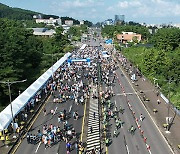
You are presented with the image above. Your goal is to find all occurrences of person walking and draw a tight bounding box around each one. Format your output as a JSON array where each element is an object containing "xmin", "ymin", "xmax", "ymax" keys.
[
  {"xmin": 50, "ymin": 109, "xmax": 54, "ymax": 115},
  {"xmin": 130, "ymin": 125, "xmax": 135, "ymax": 135},
  {"xmin": 157, "ymin": 99, "xmax": 161, "ymax": 104},
  {"xmin": 66, "ymin": 141, "xmax": 71, "ymax": 153},
  {"xmin": 113, "ymin": 129, "xmax": 117, "ymax": 137},
  {"xmin": 140, "ymin": 114, "xmax": 144, "ymax": 121},
  {"xmin": 32, "ymin": 134, "xmax": 36, "ymax": 145},
  {"xmin": 43, "ymin": 108, "xmax": 46, "ymax": 116},
  {"xmin": 29, "ymin": 134, "xmax": 33, "ymax": 144},
  {"xmin": 90, "ymin": 126, "xmax": 93, "ymax": 133},
  {"xmin": 93, "ymin": 112, "xmax": 96, "ymax": 120},
  {"xmin": 47, "ymin": 139, "xmax": 51, "ymax": 148},
  {"xmin": 24, "ymin": 113, "xmax": 28, "ymax": 121},
  {"xmin": 26, "ymin": 132, "xmax": 30, "ymax": 144},
  {"xmin": 44, "ymin": 136, "xmax": 48, "ymax": 149}
]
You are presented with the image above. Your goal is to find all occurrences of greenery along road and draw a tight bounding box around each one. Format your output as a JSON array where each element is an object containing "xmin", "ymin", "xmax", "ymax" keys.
[
  {"xmin": 0, "ymin": 2, "xmax": 93, "ymax": 111},
  {"xmin": 0, "ymin": 16, "xmax": 92, "ymax": 111},
  {"xmin": 0, "ymin": 19, "xmax": 70, "ymax": 111},
  {"xmin": 102, "ymin": 25, "xmax": 180, "ymax": 109}
]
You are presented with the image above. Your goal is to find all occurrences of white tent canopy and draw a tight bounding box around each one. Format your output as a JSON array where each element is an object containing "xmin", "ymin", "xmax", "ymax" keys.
[{"xmin": 0, "ymin": 52, "xmax": 71, "ymax": 131}]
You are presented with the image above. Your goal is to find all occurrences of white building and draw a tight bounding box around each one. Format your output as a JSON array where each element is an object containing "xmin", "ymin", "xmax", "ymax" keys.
[
  {"xmin": 31, "ymin": 28, "xmax": 56, "ymax": 37},
  {"xmin": 172, "ymin": 23, "xmax": 180, "ymax": 28},
  {"xmin": 80, "ymin": 20, "xmax": 84, "ymax": 25},
  {"xmin": 36, "ymin": 18, "xmax": 62, "ymax": 25},
  {"xmin": 104, "ymin": 19, "xmax": 114, "ymax": 25},
  {"xmin": 65, "ymin": 20, "xmax": 73, "ymax": 26},
  {"xmin": 62, "ymin": 24, "xmax": 71, "ymax": 34}
]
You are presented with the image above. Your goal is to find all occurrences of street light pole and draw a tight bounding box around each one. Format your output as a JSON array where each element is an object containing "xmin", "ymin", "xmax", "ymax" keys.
[
  {"xmin": 152, "ymin": 77, "xmax": 176, "ymax": 131},
  {"xmin": 0, "ymin": 79, "xmax": 27, "ymax": 133},
  {"xmin": 7, "ymin": 81, "xmax": 14, "ymax": 128},
  {"xmin": 153, "ymin": 77, "xmax": 158, "ymax": 87},
  {"xmin": 167, "ymin": 78, "xmax": 172, "ymax": 130}
]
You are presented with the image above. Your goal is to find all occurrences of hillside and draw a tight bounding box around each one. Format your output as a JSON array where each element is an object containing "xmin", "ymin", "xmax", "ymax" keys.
[
  {"xmin": 0, "ymin": 3, "xmax": 59, "ymax": 20},
  {"xmin": 0, "ymin": 3, "xmax": 93, "ymax": 26}
]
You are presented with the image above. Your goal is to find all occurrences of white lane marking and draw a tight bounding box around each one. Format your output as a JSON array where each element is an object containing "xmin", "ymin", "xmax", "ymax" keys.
[
  {"xmin": 35, "ymin": 142, "xmax": 41, "ymax": 153},
  {"xmin": 116, "ymin": 90, "xmax": 154, "ymax": 96},
  {"xmin": 116, "ymin": 93, "xmax": 134, "ymax": 96},
  {"xmin": 146, "ymin": 143, "xmax": 152, "ymax": 154},
  {"xmin": 69, "ymin": 105, "xmax": 72, "ymax": 113},
  {"xmin": 126, "ymin": 145, "xmax": 130, "ymax": 154},
  {"xmin": 115, "ymin": 55, "xmax": 175, "ymax": 154}
]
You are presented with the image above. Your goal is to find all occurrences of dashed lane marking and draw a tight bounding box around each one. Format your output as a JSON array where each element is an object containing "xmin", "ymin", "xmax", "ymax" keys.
[
  {"xmin": 113, "ymin": 54, "xmax": 175, "ymax": 154},
  {"xmin": 35, "ymin": 142, "xmax": 41, "ymax": 153}
]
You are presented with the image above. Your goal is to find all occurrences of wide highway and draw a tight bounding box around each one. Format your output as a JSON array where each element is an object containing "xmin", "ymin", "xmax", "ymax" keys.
[
  {"xmin": 100, "ymin": 44, "xmax": 174, "ymax": 154},
  {"xmin": 15, "ymin": 28, "xmax": 174, "ymax": 154}
]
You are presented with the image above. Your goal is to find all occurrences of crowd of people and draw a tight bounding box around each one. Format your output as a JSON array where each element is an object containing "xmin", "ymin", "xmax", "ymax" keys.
[
  {"xmin": 26, "ymin": 45, "xmax": 101, "ymax": 153},
  {"xmin": 100, "ymin": 52, "xmax": 144, "ymax": 146}
]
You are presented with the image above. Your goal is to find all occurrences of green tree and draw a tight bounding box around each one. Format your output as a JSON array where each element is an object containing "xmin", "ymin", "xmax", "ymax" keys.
[
  {"xmin": 151, "ymin": 28, "xmax": 180, "ymax": 51},
  {"xmin": 0, "ymin": 19, "xmax": 43, "ymax": 108},
  {"xmin": 122, "ymin": 46, "xmax": 180, "ymax": 108}
]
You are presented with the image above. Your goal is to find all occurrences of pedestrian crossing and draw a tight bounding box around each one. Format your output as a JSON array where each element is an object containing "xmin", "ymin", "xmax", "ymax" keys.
[{"xmin": 86, "ymin": 85, "xmax": 101, "ymax": 152}]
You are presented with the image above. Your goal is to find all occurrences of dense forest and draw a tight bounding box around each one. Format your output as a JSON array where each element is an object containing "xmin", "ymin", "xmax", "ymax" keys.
[
  {"xmin": 102, "ymin": 25, "xmax": 180, "ymax": 109},
  {"xmin": 0, "ymin": 19, "xmax": 71, "ymax": 111},
  {"xmin": 0, "ymin": 3, "xmax": 93, "ymax": 27},
  {"xmin": 0, "ymin": 3, "xmax": 58, "ymax": 20},
  {"xmin": 0, "ymin": 3, "xmax": 95, "ymax": 111}
]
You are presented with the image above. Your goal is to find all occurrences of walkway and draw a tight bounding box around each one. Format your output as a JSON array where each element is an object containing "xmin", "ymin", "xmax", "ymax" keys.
[{"xmin": 86, "ymin": 85, "xmax": 101, "ymax": 152}]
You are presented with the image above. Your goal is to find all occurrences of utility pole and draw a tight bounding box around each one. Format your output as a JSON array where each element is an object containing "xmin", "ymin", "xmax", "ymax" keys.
[
  {"xmin": 0, "ymin": 79, "xmax": 27, "ymax": 136},
  {"xmin": 167, "ymin": 78, "xmax": 172, "ymax": 131},
  {"xmin": 152, "ymin": 77, "xmax": 176, "ymax": 131}
]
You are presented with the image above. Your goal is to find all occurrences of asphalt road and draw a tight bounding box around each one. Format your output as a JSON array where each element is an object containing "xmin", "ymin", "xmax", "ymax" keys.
[
  {"xmin": 14, "ymin": 29, "xmax": 174, "ymax": 154},
  {"xmin": 100, "ymin": 52, "xmax": 173, "ymax": 154},
  {"xmin": 15, "ymin": 51, "xmax": 90, "ymax": 154},
  {"xmin": 15, "ymin": 28, "xmax": 100, "ymax": 154}
]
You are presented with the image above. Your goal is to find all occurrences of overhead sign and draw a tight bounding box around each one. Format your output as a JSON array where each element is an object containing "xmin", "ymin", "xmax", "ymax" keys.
[{"xmin": 67, "ymin": 58, "xmax": 91, "ymax": 67}]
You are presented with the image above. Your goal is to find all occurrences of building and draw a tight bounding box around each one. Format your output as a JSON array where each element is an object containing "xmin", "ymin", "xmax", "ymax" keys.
[
  {"xmin": 35, "ymin": 18, "xmax": 62, "ymax": 25},
  {"xmin": 65, "ymin": 20, "xmax": 73, "ymax": 26},
  {"xmin": 148, "ymin": 28, "xmax": 158, "ymax": 34},
  {"xmin": 33, "ymin": 14, "xmax": 42, "ymax": 19},
  {"xmin": 115, "ymin": 15, "xmax": 125, "ymax": 25},
  {"xmin": 80, "ymin": 20, "xmax": 84, "ymax": 25},
  {"xmin": 117, "ymin": 32, "xmax": 142, "ymax": 44},
  {"xmin": 30, "ymin": 28, "xmax": 56, "ymax": 37},
  {"xmin": 104, "ymin": 19, "xmax": 114, "ymax": 25},
  {"xmin": 173, "ymin": 23, "xmax": 180, "ymax": 28},
  {"xmin": 62, "ymin": 25, "xmax": 71, "ymax": 34}
]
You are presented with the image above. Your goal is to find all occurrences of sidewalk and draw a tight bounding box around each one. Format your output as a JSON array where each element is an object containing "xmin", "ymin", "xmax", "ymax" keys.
[
  {"xmin": 0, "ymin": 93, "xmax": 50, "ymax": 154},
  {"xmin": 115, "ymin": 53, "xmax": 180, "ymax": 154}
]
